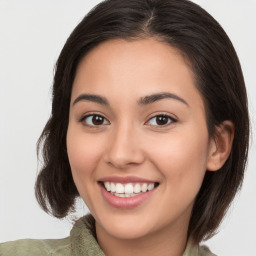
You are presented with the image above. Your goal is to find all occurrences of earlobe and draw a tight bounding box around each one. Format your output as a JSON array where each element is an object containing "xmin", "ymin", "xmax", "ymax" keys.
[{"xmin": 206, "ymin": 121, "xmax": 234, "ymax": 172}]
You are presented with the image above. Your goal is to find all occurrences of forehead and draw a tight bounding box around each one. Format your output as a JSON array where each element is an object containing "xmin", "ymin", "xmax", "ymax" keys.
[
  {"xmin": 71, "ymin": 38, "xmax": 204, "ymax": 111},
  {"xmin": 75, "ymin": 38, "xmax": 193, "ymax": 83}
]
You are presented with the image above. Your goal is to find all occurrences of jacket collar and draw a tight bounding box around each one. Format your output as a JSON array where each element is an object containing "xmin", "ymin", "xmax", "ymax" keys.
[{"xmin": 70, "ymin": 214, "xmax": 200, "ymax": 256}]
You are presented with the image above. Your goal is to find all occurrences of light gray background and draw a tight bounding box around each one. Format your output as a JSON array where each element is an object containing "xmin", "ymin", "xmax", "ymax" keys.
[{"xmin": 0, "ymin": 1, "xmax": 255, "ymax": 255}]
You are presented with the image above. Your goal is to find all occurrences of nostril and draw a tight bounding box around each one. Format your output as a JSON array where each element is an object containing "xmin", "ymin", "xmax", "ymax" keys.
[{"xmin": 104, "ymin": 138, "xmax": 145, "ymax": 168}]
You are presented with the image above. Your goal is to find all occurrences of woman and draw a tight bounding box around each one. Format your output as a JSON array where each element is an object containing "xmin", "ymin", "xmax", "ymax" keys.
[{"xmin": 0, "ymin": 0, "xmax": 249, "ymax": 255}]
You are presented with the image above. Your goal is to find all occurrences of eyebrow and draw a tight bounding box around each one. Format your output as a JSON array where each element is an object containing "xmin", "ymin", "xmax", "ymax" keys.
[
  {"xmin": 73, "ymin": 94, "xmax": 109, "ymax": 106},
  {"xmin": 138, "ymin": 92, "xmax": 189, "ymax": 106},
  {"xmin": 72, "ymin": 92, "xmax": 189, "ymax": 107}
]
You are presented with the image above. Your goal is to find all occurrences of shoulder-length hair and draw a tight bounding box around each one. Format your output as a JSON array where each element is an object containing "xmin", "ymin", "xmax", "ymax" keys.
[{"xmin": 35, "ymin": 0, "xmax": 249, "ymax": 244}]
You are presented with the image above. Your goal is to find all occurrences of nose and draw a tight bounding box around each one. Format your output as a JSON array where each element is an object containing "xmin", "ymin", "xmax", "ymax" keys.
[{"xmin": 104, "ymin": 124, "xmax": 145, "ymax": 169}]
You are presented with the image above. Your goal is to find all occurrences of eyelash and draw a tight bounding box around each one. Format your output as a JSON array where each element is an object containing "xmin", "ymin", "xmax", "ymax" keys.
[
  {"xmin": 80, "ymin": 113, "xmax": 177, "ymax": 128},
  {"xmin": 146, "ymin": 114, "xmax": 177, "ymax": 127},
  {"xmin": 80, "ymin": 113, "xmax": 110, "ymax": 128}
]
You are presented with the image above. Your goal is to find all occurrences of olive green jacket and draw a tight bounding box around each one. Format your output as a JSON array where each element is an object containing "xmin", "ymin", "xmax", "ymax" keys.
[{"xmin": 0, "ymin": 215, "xmax": 216, "ymax": 256}]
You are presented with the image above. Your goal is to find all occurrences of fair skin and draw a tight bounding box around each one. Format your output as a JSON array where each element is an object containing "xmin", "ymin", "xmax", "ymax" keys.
[{"xmin": 67, "ymin": 38, "xmax": 234, "ymax": 256}]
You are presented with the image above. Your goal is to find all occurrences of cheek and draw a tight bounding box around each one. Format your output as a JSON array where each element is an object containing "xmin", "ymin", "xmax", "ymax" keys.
[
  {"xmin": 67, "ymin": 128, "xmax": 101, "ymax": 172},
  {"xmin": 146, "ymin": 127, "xmax": 209, "ymax": 191},
  {"xmin": 66, "ymin": 126, "xmax": 108, "ymax": 211},
  {"xmin": 66, "ymin": 126, "xmax": 106, "ymax": 194}
]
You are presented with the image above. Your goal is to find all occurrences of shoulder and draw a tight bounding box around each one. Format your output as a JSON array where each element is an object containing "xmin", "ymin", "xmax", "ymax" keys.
[
  {"xmin": 183, "ymin": 239, "xmax": 217, "ymax": 256},
  {"xmin": 198, "ymin": 244, "xmax": 217, "ymax": 256},
  {"xmin": 0, "ymin": 237, "xmax": 71, "ymax": 256},
  {"xmin": 0, "ymin": 215, "xmax": 102, "ymax": 256}
]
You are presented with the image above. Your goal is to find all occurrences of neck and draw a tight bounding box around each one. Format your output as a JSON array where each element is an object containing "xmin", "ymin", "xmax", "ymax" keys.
[{"xmin": 96, "ymin": 217, "xmax": 189, "ymax": 256}]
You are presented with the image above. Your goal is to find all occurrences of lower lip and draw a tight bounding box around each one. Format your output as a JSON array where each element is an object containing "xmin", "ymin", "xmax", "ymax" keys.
[{"xmin": 100, "ymin": 185, "xmax": 156, "ymax": 209}]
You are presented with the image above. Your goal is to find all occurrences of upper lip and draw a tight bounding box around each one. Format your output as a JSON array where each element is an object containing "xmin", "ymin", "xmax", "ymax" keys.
[{"xmin": 98, "ymin": 176, "xmax": 157, "ymax": 184}]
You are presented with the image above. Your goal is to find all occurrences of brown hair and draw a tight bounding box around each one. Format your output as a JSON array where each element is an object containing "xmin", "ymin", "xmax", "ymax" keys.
[{"xmin": 35, "ymin": 0, "xmax": 249, "ymax": 244}]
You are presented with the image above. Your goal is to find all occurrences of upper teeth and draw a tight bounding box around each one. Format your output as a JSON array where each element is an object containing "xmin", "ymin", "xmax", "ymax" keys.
[{"xmin": 104, "ymin": 182, "xmax": 155, "ymax": 194}]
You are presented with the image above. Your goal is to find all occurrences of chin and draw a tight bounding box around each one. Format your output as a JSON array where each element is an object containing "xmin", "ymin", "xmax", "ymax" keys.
[
  {"xmin": 104, "ymin": 224, "xmax": 152, "ymax": 240},
  {"xmin": 95, "ymin": 212, "xmax": 155, "ymax": 240}
]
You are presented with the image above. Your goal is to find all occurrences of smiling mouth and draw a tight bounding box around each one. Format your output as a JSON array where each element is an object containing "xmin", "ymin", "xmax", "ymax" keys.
[{"xmin": 99, "ymin": 182, "xmax": 159, "ymax": 198}]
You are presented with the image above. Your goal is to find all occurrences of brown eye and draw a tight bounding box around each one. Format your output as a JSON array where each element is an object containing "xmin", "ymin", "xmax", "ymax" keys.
[
  {"xmin": 92, "ymin": 115, "xmax": 104, "ymax": 125},
  {"xmin": 156, "ymin": 116, "xmax": 169, "ymax": 125},
  {"xmin": 147, "ymin": 115, "xmax": 176, "ymax": 127},
  {"xmin": 82, "ymin": 114, "xmax": 109, "ymax": 126}
]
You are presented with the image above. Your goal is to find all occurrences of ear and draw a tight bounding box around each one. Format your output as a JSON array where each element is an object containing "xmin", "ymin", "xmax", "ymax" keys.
[{"xmin": 206, "ymin": 121, "xmax": 234, "ymax": 172}]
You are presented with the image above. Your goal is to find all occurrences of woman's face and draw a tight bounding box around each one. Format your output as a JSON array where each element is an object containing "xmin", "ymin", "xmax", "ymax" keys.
[{"xmin": 67, "ymin": 38, "xmax": 215, "ymax": 241}]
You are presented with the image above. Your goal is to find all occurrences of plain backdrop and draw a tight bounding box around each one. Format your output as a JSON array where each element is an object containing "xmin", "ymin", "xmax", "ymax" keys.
[{"xmin": 0, "ymin": 1, "xmax": 255, "ymax": 255}]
